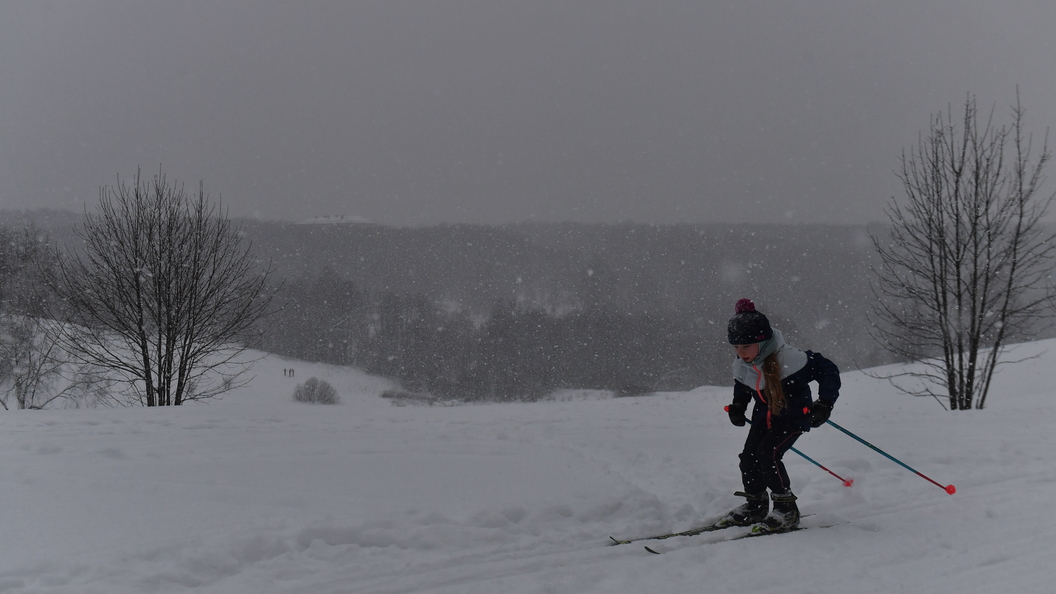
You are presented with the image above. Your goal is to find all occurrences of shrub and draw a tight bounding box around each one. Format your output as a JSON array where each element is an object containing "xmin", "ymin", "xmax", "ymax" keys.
[{"xmin": 293, "ymin": 377, "xmax": 339, "ymax": 404}]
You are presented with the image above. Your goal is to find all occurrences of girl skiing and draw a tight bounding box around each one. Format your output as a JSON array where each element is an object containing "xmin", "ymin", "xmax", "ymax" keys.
[{"xmin": 720, "ymin": 298, "xmax": 841, "ymax": 530}]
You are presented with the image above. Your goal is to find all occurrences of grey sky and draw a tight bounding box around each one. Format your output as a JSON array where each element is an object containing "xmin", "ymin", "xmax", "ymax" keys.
[{"xmin": 2, "ymin": 1, "xmax": 1055, "ymax": 226}]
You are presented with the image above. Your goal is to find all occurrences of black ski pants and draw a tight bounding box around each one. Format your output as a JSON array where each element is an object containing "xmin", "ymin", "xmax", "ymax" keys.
[{"xmin": 739, "ymin": 422, "xmax": 802, "ymax": 496}]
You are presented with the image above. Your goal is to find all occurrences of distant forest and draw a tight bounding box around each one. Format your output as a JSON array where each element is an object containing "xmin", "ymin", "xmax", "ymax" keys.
[
  {"xmin": 240, "ymin": 219, "xmax": 892, "ymax": 398},
  {"xmin": 2, "ymin": 210, "xmax": 904, "ymax": 400}
]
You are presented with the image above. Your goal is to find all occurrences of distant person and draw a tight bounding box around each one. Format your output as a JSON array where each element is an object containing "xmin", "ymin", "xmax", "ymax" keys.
[{"xmin": 719, "ymin": 298, "xmax": 841, "ymax": 531}]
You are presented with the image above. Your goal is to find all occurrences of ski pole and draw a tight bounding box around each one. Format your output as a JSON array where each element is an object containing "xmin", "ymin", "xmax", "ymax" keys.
[
  {"xmin": 824, "ymin": 420, "xmax": 956, "ymax": 495},
  {"xmin": 782, "ymin": 439, "xmax": 854, "ymax": 488},
  {"xmin": 725, "ymin": 407, "xmax": 853, "ymax": 487}
]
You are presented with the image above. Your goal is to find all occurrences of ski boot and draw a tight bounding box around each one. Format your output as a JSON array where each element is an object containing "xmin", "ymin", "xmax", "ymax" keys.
[
  {"xmin": 716, "ymin": 491, "xmax": 769, "ymax": 527},
  {"xmin": 758, "ymin": 491, "xmax": 800, "ymax": 531}
]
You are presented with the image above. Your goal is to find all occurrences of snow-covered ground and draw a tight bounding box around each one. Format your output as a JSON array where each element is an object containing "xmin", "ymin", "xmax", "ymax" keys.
[{"xmin": 1, "ymin": 341, "xmax": 1053, "ymax": 593}]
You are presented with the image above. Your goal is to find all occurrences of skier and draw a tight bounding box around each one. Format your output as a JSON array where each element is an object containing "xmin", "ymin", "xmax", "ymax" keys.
[{"xmin": 720, "ymin": 298, "xmax": 841, "ymax": 531}]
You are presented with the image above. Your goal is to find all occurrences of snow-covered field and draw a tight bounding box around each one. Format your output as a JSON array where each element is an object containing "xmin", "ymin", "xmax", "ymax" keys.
[{"xmin": 1, "ymin": 341, "xmax": 1054, "ymax": 593}]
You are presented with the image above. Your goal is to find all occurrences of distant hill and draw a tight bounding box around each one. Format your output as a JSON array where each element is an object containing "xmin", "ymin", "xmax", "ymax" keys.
[
  {"xmin": 1, "ymin": 209, "xmax": 903, "ymax": 371},
  {"xmin": 295, "ymin": 215, "xmax": 379, "ymax": 225},
  {"xmin": 232, "ymin": 219, "xmax": 897, "ymax": 371}
]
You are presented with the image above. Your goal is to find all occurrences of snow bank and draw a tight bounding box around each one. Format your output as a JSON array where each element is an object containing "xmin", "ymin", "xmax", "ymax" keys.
[{"xmin": 0, "ymin": 343, "xmax": 1053, "ymax": 593}]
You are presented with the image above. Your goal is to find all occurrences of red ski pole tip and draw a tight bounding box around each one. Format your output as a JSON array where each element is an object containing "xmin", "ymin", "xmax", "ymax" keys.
[
  {"xmin": 843, "ymin": 479, "xmax": 854, "ymax": 487},
  {"xmin": 946, "ymin": 484, "xmax": 957, "ymax": 495}
]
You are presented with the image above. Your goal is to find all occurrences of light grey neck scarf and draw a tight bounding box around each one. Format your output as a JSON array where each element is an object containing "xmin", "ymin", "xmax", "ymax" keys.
[{"xmin": 731, "ymin": 329, "xmax": 809, "ymax": 390}]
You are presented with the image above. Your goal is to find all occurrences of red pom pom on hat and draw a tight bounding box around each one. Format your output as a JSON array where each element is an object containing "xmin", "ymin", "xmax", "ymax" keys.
[
  {"xmin": 728, "ymin": 298, "xmax": 771, "ymax": 344},
  {"xmin": 734, "ymin": 298, "xmax": 756, "ymax": 314}
]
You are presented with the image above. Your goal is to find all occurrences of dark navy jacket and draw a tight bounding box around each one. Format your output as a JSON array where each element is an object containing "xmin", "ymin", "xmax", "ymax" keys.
[{"xmin": 732, "ymin": 350, "xmax": 841, "ymax": 432}]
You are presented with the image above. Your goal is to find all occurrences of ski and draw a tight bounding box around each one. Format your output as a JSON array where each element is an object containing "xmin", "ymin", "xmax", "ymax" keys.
[
  {"xmin": 610, "ymin": 514, "xmax": 813, "ymax": 546},
  {"xmin": 643, "ymin": 521, "xmax": 835, "ymax": 554},
  {"xmin": 609, "ymin": 520, "xmax": 740, "ymax": 545}
]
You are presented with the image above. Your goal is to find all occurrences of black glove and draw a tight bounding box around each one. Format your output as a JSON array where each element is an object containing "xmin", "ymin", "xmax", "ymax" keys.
[
  {"xmin": 810, "ymin": 400, "xmax": 832, "ymax": 428},
  {"xmin": 727, "ymin": 402, "xmax": 747, "ymax": 427}
]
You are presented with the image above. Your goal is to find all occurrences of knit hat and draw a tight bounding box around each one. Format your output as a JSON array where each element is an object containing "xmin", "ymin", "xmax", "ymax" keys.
[{"xmin": 727, "ymin": 298, "xmax": 773, "ymax": 345}]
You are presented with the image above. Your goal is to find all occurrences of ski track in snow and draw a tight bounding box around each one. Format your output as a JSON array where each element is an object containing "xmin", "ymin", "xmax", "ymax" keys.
[{"xmin": 0, "ymin": 343, "xmax": 1054, "ymax": 593}]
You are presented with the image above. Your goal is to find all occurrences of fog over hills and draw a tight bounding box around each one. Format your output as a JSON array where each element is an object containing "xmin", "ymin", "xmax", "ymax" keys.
[{"xmin": 2, "ymin": 209, "xmax": 891, "ymax": 377}]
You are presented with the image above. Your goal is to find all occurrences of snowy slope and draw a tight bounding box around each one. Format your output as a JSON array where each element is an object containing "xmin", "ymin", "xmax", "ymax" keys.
[{"xmin": 0, "ymin": 342, "xmax": 1053, "ymax": 593}]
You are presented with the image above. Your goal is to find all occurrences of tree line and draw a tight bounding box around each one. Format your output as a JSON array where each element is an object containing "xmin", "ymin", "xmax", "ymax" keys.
[{"xmin": 258, "ymin": 271, "xmax": 727, "ymax": 400}]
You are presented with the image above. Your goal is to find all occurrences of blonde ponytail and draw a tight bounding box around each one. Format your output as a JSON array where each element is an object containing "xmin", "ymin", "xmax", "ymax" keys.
[{"xmin": 763, "ymin": 352, "xmax": 786, "ymax": 415}]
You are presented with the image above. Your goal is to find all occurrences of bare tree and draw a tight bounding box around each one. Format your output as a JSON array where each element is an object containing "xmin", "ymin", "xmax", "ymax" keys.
[
  {"xmin": 871, "ymin": 94, "xmax": 1056, "ymax": 410},
  {"xmin": 0, "ymin": 223, "xmax": 75, "ymax": 409},
  {"xmin": 0, "ymin": 317, "xmax": 115, "ymax": 409},
  {"xmin": 1, "ymin": 317, "xmax": 61, "ymax": 409},
  {"xmin": 49, "ymin": 169, "xmax": 274, "ymax": 406}
]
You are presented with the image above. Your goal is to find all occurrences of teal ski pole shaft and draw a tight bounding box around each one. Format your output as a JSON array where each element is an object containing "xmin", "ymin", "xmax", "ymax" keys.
[
  {"xmin": 824, "ymin": 420, "xmax": 956, "ymax": 495},
  {"xmin": 725, "ymin": 407, "xmax": 853, "ymax": 487}
]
